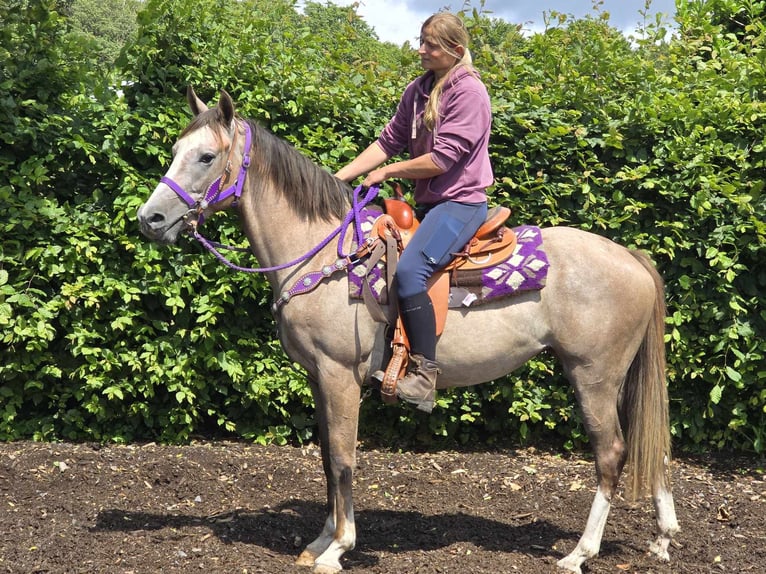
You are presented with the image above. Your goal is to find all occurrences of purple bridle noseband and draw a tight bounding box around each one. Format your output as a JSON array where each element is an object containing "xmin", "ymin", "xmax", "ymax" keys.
[{"xmin": 160, "ymin": 120, "xmax": 253, "ymax": 225}]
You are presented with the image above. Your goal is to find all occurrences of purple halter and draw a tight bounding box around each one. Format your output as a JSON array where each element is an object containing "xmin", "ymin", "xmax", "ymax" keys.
[{"xmin": 160, "ymin": 120, "xmax": 252, "ymax": 224}]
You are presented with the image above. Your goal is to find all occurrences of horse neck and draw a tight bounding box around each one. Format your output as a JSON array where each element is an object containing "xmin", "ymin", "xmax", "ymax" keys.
[
  {"xmin": 233, "ymin": 122, "xmax": 357, "ymax": 285},
  {"xmin": 237, "ymin": 173, "xmax": 352, "ymax": 289}
]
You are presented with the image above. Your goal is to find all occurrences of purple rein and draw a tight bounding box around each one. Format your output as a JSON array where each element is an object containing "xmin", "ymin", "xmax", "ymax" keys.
[{"xmin": 191, "ymin": 183, "xmax": 380, "ymax": 275}]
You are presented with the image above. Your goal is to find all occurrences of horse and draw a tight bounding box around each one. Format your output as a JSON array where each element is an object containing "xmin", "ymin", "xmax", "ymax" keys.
[{"xmin": 137, "ymin": 88, "xmax": 679, "ymax": 574}]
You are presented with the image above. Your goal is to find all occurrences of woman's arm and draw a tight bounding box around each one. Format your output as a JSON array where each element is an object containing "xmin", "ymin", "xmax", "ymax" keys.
[
  {"xmin": 362, "ymin": 153, "xmax": 444, "ymax": 188},
  {"xmin": 335, "ymin": 142, "xmax": 391, "ymax": 183}
]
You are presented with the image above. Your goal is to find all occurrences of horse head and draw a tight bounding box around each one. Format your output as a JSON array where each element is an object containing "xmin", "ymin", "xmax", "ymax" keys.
[{"xmin": 137, "ymin": 87, "xmax": 246, "ymax": 244}]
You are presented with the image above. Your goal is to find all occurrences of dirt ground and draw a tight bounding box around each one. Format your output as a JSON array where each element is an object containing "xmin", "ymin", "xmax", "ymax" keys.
[{"xmin": 1, "ymin": 440, "xmax": 764, "ymax": 574}]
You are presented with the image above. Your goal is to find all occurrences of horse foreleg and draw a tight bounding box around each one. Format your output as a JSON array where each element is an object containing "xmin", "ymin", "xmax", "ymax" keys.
[
  {"xmin": 649, "ymin": 482, "xmax": 679, "ymax": 561},
  {"xmin": 295, "ymin": 512, "xmax": 336, "ymax": 567},
  {"xmin": 297, "ymin": 479, "xmax": 356, "ymax": 574},
  {"xmin": 297, "ymin": 375, "xmax": 360, "ymax": 573}
]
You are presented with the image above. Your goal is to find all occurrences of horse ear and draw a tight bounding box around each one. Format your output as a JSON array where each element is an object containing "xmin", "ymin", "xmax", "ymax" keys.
[
  {"xmin": 187, "ymin": 86, "xmax": 208, "ymax": 116},
  {"xmin": 219, "ymin": 90, "xmax": 235, "ymax": 125}
]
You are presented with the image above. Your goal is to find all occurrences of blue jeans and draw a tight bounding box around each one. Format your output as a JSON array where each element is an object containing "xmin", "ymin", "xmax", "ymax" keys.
[{"xmin": 396, "ymin": 200, "xmax": 488, "ymax": 299}]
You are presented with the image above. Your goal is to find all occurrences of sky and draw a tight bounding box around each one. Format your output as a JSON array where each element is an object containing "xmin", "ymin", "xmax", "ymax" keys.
[{"xmin": 310, "ymin": 0, "xmax": 678, "ymax": 45}]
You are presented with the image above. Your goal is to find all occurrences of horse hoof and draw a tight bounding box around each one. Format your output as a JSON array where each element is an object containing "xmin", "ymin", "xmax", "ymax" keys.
[
  {"xmin": 312, "ymin": 563, "xmax": 342, "ymax": 574},
  {"xmin": 296, "ymin": 550, "xmax": 318, "ymax": 567},
  {"xmin": 556, "ymin": 557, "xmax": 583, "ymax": 574},
  {"xmin": 648, "ymin": 538, "xmax": 671, "ymax": 562}
]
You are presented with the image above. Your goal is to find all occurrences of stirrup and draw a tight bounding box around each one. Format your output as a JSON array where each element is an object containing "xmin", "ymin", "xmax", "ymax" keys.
[{"xmin": 379, "ymin": 344, "xmax": 408, "ymax": 404}]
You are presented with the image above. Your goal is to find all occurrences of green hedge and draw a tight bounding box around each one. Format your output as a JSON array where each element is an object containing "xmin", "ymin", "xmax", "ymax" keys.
[{"xmin": 1, "ymin": 0, "xmax": 764, "ymax": 451}]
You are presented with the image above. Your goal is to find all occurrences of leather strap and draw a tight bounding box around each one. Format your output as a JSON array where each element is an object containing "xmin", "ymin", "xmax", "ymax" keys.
[
  {"xmin": 361, "ymin": 224, "xmax": 401, "ymax": 325},
  {"xmin": 361, "ymin": 239, "xmax": 390, "ymax": 324},
  {"xmin": 380, "ymin": 337, "xmax": 408, "ymax": 403}
]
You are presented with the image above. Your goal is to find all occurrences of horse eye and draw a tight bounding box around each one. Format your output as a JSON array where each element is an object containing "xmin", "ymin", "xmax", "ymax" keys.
[{"xmin": 200, "ymin": 153, "xmax": 216, "ymax": 164}]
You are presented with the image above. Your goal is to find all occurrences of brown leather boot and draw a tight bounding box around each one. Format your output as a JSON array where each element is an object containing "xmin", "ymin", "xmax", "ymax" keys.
[{"xmin": 396, "ymin": 354, "xmax": 440, "ymax": 413}]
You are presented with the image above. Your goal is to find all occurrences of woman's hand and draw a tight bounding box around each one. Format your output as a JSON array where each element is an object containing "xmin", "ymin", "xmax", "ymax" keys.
[
  {"xmin": 335, "ymin": 142, "xmax": 390, "ymax": 183},
  {"xmin": 362, "ymin": 167, "xmax": 388, "ymax": 188},
  {"xmin": 363, "ymin": 154, "xmax": 444, "ymax": 188}
]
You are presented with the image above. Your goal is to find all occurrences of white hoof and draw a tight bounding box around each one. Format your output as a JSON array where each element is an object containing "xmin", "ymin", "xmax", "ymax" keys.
[
  {"xmin": 648, "ymin": 537, "xmax": 671, "ymax": 562},
  {"xmin": 556, "ymin": 556, "xmax": 583, "ymax": 574},
  {"xmin": 296, "ymin": 549, "xmax": 318, "ymax": 567},
  {"xmin": 312, "ymin": 561, "xmax": 342, "ymax": 574}
]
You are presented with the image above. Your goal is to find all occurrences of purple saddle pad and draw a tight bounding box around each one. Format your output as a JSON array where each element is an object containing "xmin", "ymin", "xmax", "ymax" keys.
[{"xmin": 348, "ymin": 209, "xmax": 549, "ymax": 308}]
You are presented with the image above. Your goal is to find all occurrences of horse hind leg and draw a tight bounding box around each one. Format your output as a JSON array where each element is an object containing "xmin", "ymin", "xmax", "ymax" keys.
[
  {"xmin": 649, "ymin": 467, "xmax": 679, "ymax": 561},
  {"xmin": 558, "ymin": 457, "xmax": 680, "ymax": 571},
  {"xmin": 557, "ymin": 395, "xmax": 627, "ymax": 574}
]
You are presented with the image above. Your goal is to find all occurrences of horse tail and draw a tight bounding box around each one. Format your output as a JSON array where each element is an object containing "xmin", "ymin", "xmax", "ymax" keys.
[{"xmin": 622, "ymin": 250, "xmax": 671, "ymax": 500}]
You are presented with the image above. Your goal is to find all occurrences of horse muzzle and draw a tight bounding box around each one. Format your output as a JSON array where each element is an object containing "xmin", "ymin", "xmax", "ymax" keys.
[{"xmin": 136, "ymin": 203, "xmax": 188, "ymax": 244}]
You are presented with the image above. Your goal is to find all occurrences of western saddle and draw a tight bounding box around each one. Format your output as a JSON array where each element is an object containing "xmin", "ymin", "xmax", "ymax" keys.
[{"xmin": 369, "ymin": 191, "xmax": 515, "ymax": 402}]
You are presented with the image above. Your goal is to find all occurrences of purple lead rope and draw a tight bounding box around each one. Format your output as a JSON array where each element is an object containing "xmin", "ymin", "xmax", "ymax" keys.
[
  {"xmin": 191, "ymin": 184, "xmax": 380, "ymax": 273},
  {"xmin": 336, "ymin": 183, "xmax": 380, "ymax": 258}
]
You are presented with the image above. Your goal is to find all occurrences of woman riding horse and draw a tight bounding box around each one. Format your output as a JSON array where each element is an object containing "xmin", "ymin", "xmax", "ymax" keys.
[{"xmin": 336, "ymin": 12, "xmax": 493, "ymax": 413}]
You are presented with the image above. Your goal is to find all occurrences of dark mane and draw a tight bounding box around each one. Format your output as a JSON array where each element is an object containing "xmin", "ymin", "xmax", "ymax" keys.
[{"xmin": 246, "ymin": 120, "xmax": 352, "ymax": 222}]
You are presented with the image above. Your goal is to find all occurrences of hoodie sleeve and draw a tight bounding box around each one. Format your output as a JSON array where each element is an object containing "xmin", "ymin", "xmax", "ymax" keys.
[{"xmin": 376, "ymin": 80, "xmax": 419, "ymax": 157}]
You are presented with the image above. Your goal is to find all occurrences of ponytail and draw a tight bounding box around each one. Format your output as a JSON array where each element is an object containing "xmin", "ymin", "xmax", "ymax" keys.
[{"xmin": 423, "ymin": 50, "xmax": 475, "ymax": 132}]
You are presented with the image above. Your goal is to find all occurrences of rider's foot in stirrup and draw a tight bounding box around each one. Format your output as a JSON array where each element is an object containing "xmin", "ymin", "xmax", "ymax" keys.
[{"xmin": 396, "ymin": 355, "xmax": 440, "ymax": 413}]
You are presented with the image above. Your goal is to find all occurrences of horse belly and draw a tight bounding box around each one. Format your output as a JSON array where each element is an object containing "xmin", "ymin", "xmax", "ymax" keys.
[{"xmin": 434, "ymin": 292, "xmax": 548, "ymax": 389}]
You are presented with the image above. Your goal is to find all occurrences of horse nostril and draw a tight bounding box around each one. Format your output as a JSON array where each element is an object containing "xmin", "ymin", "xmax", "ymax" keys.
[{"xmin": 148, "ymin": 213, "xmax": 165, "ymax": 225}]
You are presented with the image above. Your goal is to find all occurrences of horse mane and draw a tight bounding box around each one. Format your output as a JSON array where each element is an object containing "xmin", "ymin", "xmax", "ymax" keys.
[
  {"xmin": 245, "ymin": 119, "xmax": 352, "ymax": 222},
  {"xmin": 181, "ymin": 109, "xmax": 352, "ymax": 222}
]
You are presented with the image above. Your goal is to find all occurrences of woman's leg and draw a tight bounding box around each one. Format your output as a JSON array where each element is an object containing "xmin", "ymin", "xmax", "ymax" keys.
[{"xmin": 394, "ymin": 201, "xmax": 487, "ymax": 411}]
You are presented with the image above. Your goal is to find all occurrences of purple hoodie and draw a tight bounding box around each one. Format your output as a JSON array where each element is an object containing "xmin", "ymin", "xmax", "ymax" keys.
[{"xmin": 376, "ymin": 67, "xmax": 493, "ymax": 205}]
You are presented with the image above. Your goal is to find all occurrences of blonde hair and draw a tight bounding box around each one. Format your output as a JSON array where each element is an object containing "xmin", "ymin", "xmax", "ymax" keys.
[{"xmin": 421, "ymin": 13, "xmax": 475, "ymax": 131}]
